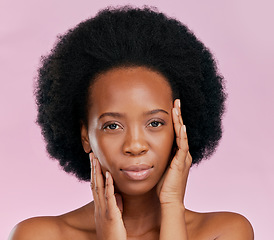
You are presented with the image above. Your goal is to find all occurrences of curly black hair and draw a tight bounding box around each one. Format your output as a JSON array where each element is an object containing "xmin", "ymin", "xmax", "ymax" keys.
[{"xmin": 35, "ymin": 6, "xmax": 226, "ymax": 181}]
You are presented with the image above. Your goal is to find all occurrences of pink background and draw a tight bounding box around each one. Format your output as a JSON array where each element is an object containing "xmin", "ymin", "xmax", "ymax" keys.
[{"xmin": 1, "ymin": 0, "xmax": 273, "ymax": 239}]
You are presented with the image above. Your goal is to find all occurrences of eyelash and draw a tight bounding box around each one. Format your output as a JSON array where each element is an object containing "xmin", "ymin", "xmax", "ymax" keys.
[
  {"xmin": 102, "ymin": 119, "xmax": 165, "ymax": 131},
  {"xmin": 103, "ymin": 122, "xmax": 122, "ymax": 130},
  {"xmin": 148, "ymin": 120, "xmax": 165, "ymax": 128}
]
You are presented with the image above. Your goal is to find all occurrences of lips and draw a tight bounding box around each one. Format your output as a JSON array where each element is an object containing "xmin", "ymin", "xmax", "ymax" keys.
[{"xmin": 121, "ymin": 164, "xmax": 153, "ymax": 181}]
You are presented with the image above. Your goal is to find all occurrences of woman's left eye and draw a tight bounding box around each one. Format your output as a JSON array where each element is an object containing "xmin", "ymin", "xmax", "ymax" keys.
[
  {"xmin": 148, "ymin": 121, "xmax": 163, "ymax": 128},
  {"xmin": 107, "ymin": 123, "xmax": 119, "ymax": 129}
]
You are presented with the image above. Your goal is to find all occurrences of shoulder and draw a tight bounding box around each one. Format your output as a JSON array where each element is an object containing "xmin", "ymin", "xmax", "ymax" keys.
[
  {"xmin": 8, "ymin": 216, "xmax": 63, "ymax": 240},
  {"xmin": 206, "ymin": 211, "xmax": 254, "ymax": 239},
  {"xmin": 186, "ymin": 210, "xmax": 254, "ymax": 240},
  {"xmin": 9, "ymin": 202, "xmax": 96, "ymax": 240}
]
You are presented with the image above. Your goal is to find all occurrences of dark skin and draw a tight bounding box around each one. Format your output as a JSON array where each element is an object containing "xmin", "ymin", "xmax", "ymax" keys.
[{"xmin": 9, "ymin": 67, "xmax": 254, "ymax": 240}]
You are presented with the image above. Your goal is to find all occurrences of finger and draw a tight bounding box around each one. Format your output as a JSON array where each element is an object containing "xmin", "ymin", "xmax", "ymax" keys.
[
  {"xmin": 186, "ymin": 151, "xmax": 193, "ymax": 166},
  {"xmin": 172, "ymin": 108, "xmax": 181, "ymax": 147},
  {"xmin": 156, "ymin": 167, "xmax": 168, "ymax": 197},
  {"xmin": 90, "ymin": 154, "xmax": 99, "ymax": 207},
  {"xmin": 89, "ymin": 152, "xmax": 94, "ymax": 190},
  {"xmin": 173, "ymin": 99, "xmax": 185, "ymax": 147},
  {"xmin": 179, "ymin": 124, "xmax": 188, "ymax": 152},
  {"xmin": 175, "ymin": 99, "xmax": 184, "ymax": 126},
  {"xmin": 170, "ymin": 126, "xmax": 189, "ymax": 172},
  {"xmin": 89, "ymin": 152, "xmax": 94, "ymax": 189},
  {"xmin": 173, "ymin": 99, "xmax": 189, "ymax": 150},
  {"xmin": 115, "ymin": 193, "xmax": 123, "ymax": 214},
  {"xmin": 94, "ymin": 158, "xmax": 106, "ymax": 210},
  {"xmin": 105, "ymin": 171, "xmax": 123, "ymax": 217}
]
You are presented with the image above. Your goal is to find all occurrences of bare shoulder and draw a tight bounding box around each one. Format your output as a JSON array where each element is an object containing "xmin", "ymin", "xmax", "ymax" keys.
[
  {"xmin": 186, "ymin": 210, "xmax": 254, "ymax": 240},
  {"xmin": 205, "ymin": 211, "xmax": 254, "ymax": 239},
  {"xmin": 9, "ymin": 202, "xmax": 96, "ymax": 240},
  {"xmin": 8, "ymin": 216, "xmax": 63, "ymax": 240}
]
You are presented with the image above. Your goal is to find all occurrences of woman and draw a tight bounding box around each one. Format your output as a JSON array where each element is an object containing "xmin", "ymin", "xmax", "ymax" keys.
[{"xmin": 10, "ymin": 6, "xmax": 254, "ymax": 240}]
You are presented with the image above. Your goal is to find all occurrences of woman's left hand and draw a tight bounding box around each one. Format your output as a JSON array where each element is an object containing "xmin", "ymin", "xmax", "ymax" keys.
[{"xmin": 156, "ymin": 99, "xmax": 192, "ymax": 206}]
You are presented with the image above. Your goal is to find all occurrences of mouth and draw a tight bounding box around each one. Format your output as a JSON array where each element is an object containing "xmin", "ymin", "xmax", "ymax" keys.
[{"xmin": 120, "ymin": 164, "xmax": 154, "ymax": 181}]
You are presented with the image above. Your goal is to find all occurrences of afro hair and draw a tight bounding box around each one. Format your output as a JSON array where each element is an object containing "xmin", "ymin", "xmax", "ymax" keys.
[{"xmin": 35, "ymin": 6, "xmax": 226, "ymax": 181}]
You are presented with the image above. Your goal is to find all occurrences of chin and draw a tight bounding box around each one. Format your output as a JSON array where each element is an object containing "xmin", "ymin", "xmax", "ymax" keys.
[{"xmin": 114, "ymin": 179, "xmax": 158, "ymax": 196}]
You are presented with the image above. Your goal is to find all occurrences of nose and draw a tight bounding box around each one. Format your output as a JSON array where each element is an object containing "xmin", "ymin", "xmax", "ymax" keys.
[{"xmin": 122, "ymin": 126, "xmax": 149, "ymax": 156}]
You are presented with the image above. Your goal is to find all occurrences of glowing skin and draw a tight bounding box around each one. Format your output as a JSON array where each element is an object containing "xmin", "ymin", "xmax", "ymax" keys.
[
  {"xmin": 77, "ymin": 66, "xmax": 253, "ymax": 240},
  {"xmin": 81, "ymin": 66, "xmax": 175, "ymax": 196},
  {"xmin": 9, "ymin": 66, "xmax": 254, "ymax": 240}
]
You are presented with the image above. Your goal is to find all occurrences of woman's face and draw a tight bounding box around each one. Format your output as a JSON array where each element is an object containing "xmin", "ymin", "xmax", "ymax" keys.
[{"xmin": 81, "ymin": 66, "xmax": 175, "ymax": 195}]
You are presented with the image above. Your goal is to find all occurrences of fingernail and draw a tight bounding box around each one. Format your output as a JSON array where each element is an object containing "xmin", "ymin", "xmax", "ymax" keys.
[
  {"xmin": 174, "ymin": 108, "xmax": 179, "ymax": 116},
  {"xmin": 178, "ymin": 99, "xmax": 181, "ymax": 108},
  {"xmin": 183, "ymin": 125, "xmax": 186, "ymax": 132},
  {"xmin": 106, "ymin": 171, "xmax": 109, "ymax": 179}
]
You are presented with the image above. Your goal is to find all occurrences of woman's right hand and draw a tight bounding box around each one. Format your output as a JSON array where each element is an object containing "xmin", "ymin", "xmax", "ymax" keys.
[{"xmin": 90, "ymin": 153, "xmax": 127, "ymax": 240}]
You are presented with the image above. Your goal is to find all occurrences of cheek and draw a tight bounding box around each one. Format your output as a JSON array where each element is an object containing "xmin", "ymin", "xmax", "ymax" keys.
[
  {"xmin": 89, "ymin": 131, "xmax": 121, "ymax": 169},
  {"xmin": 152, "ymin": 127, "xmax": 175, "ymax": 165},
  {"xmin": 161, "ymin": 124, "xmax": 174, "ymax": 152}
]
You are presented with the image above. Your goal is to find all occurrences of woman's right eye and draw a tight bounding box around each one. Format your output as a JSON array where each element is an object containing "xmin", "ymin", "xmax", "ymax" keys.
[{"xmin": 103, "ymin": 123, "xmax": 121, "ymax": 130}]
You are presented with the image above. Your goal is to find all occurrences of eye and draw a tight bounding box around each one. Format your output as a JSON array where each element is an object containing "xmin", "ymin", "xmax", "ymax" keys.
[
  {"xmin": 148, "ymin": 121, "xmax": 164, "ymax": 128},
  {"xmin": 103, "ymin": 123, "xmax": 121, "ymax": 131}
]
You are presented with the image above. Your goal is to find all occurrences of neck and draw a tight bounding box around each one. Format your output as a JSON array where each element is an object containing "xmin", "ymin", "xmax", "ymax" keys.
[{"xmin": 120, "ymin": 187, "xmax": 161, "ymax": 236}]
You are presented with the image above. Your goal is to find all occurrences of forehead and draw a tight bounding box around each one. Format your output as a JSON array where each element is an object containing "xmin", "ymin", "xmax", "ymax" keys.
[{"xmin": 89, "ymin": 66, "xmax": 173, "ymax": 112}]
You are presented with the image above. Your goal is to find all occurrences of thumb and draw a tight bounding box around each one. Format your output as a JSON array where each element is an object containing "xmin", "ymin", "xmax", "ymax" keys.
[{"xmin": 115, "ymin": 193, "xmax": 123, "ymax": 214}]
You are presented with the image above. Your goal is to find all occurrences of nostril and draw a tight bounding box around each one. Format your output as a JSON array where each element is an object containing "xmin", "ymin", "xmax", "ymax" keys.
[
  {"xmin": 125, "ymin": 150, "xmax": 147, "ymax": 156},
  {"xmin": 122, "ymin": 137, "xmax": 149, "ymax": 156},
  {"xmin": 140, "ymin": 149, "xmax": 147, "ymax": 155}
]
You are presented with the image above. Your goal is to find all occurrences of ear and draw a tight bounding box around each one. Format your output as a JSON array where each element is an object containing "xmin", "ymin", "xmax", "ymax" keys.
[{"xmin": 80, "ymin": 121, "xmax": 92, "ymax": 153}]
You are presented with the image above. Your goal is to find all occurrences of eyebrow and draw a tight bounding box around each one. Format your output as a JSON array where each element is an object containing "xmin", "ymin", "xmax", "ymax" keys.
[
  {"xmin": 98, "ymin": 112, "xmax": 125, "ymax": 120},
  {"xmin": 144, "ymin": 109, "xmax": 169, "ymax": 116},
  {"xmin": 98, "ymin": 109, "xmax": 169, "ymax": 120}
]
